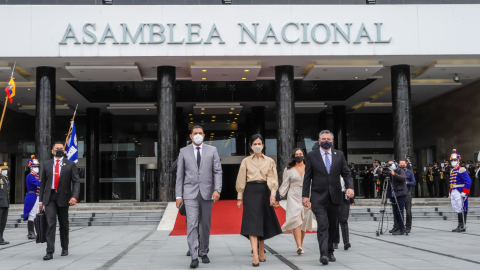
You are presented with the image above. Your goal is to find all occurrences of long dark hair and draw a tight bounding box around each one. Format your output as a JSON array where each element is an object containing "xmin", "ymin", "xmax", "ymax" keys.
[
  {"xmin": 287, "ymin": 148, "xmax": 306, "ymax": 170},
  {"xmin": 249, "ymin": 134, "xmax": 265, "ymax": 154}
]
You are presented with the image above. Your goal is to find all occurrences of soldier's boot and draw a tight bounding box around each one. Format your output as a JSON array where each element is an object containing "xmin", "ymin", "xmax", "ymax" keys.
[
  {"xmin": 452, "ymin": 213, "xmax": 465, "ymax": 232},
  {"xmin": 27, "ymin": 221, "xmax": 36, "ymax": 240}
]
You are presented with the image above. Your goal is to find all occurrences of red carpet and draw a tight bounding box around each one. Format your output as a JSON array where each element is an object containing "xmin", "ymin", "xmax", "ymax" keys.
[{"xmin": 169, "ymin": 200, "xmax": 315, "ymax": 236}]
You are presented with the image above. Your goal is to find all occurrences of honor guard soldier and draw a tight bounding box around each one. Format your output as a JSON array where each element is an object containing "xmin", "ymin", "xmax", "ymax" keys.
[
  {"xmin": 413, "ymin": 166, "xmax": 422, "ymax": 197},
  {"xmin": 426, "ymin": 165, "xmax": 434, "ymax": 197},
  {"xmin": 406, "ymin": 156, "xmax": 413, "ymax": 170},
  {"xmin": 467, "ymin": 161, "xmax": 476, "ymax": 197},
  {"xmin": 350, "ymin": 163, "xmax": 358, "ymax": 195},
  {"xmin": 442, "ymin": 160, "xmax": 451, "ymax": 198},
  {"xmin": 23, "ymin": 156, "xmax": 41, "ymax": 239},
  {"xmin": 0, "ymin": 162, "xmax": 10, "ymax": 245},
  {"xmin": 448, "ymin": 150, "xmax": 471, "ymax": 232},
  {"xmin": 432, "ymin": 162, "xmax": 441, "ymax": 197},
  {"xmin": 373, "ymin": 160, "xmax": 382, "ymax": 198}
]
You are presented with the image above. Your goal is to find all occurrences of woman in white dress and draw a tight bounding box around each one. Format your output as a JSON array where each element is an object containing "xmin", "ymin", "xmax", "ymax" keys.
[{"xmin": 279, "ymin": 148, "xmax": 313, "ymax": 255}]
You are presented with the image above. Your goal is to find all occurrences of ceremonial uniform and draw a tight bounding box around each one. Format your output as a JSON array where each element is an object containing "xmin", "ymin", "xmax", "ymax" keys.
[
  {"xmin": 0, "ymin": 162, "xmax": 10, "ymax": 245},
  {"xmin": 350, "ymin": 164, "xmax": 358, "ymax": 196},
  {"xmin": 432, "ymin": 164, "xmax": 441, "ymax": 197},
  {"xmin": 449, "ymin": 150, "xmax": 471, "ymax": 232},
  {"xmin": 467, "ymin": 162, "xmax": 476, "ymax": 197},
  {"xmin": 413, "ymin": 167, "xmax": 421, "ymax": 198},
  {"xmin": 442, "ymin": 163, "xmax": 451, "ymax": 198},
  {"xmin": 426, "ymin": 166, "xmax": 434, "ymax": 197},
  {"xmin": 23, "ymin": 156, "xmax": 41, "ymax": 239},
  {"xmin": 372, "ymin": 163, "xmax": 382, "ymax": 198}
]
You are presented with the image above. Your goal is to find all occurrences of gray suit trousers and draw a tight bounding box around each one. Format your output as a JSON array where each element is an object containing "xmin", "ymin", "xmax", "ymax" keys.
[{"xmin": 184, "ymin": 192, "xmax": 213, "ymax": 260}]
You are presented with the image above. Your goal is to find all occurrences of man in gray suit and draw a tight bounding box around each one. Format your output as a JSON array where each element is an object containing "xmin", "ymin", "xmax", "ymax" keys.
[{"xmin": 176, "ymin": 125, "xmax": 222, "ymax": 269}]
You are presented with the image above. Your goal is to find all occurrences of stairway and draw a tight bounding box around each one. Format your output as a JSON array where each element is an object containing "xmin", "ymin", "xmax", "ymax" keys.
[
  {"xmin": 347, "ymin": 206, "xmax": 480, "ymax": 221},
  {"xmin": 6, "ymin": 202, "xmax": 167, "ymax": 228}
]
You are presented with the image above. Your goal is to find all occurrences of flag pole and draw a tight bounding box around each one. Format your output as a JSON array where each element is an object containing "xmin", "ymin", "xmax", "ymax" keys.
[
  {"xmin": 0, "ymin": 62, "xmax": 16, "ymax": 133},
  {"xmin": 64, "ymin": 104, "xmax": 78, "ymax": 149}
]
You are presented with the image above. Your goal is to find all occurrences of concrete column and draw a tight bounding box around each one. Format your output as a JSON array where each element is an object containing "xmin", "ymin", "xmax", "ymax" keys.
[
  {"xmin": 157, "ymin": 66, "xmax": 176, "ymax": 202},
  {"xmin": 86, "ymin": 108, "xmax": 100, "ymax": 203},
  {"xmin": 275, "ymin": 65, "xmax": 296, "ymax": 186},
  {"xmin": 35, "ymin": 67, "xmax": 56, "ymax": 168},
  {"xmin": 333, "ymin": 105, "xmax": 348, "ymax": 155},
  {"xmin": 391, "ymin": 65, "xmax": 413, "ymax": 161}
]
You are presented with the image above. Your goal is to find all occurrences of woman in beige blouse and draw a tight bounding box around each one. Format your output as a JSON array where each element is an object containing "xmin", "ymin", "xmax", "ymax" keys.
[
  {"xmin": 279, "ymin": 148, "xmax": 313, "ymax": 255},
  {"xmin": 236, "ymin": 134, "xmax": 282, "ymax": 267}
]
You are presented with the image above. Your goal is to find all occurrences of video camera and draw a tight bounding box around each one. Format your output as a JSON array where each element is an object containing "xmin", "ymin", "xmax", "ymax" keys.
[{"xmin": 381, "ymin": 162, "xmax": 394, "ymax": 177}]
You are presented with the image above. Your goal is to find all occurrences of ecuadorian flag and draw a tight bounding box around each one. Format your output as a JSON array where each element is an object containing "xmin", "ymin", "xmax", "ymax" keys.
[{"xmin": 4, "ymin": 78, "xmax": 15, "ymax": 103}]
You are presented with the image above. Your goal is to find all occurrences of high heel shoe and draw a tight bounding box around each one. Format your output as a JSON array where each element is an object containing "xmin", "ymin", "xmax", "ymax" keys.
[
  {"xmin": 259, "ymin": 258, "xmax": 266, "ymax": 262},
  {"xmin": 252, "ymin": 262, "xmax": 260, "ymax": 267}
]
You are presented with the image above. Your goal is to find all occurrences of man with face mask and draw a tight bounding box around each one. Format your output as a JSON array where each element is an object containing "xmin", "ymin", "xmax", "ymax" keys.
[
  {"xmin": 448, "ymin": 150, "xmax": 471, "ymax": 232},
  {"xmin": 23, "ymin": 156, "xmax": 41, "ymax": 239},
  {"xmin": 39, "ymin": 142, "xmax": 80, "ymax": 260},
  {"xmin": 0, "ymin": 162, "xmax": 10, "ymax": 245},
  {"xmin": 390, "ymin": 161, "xmax": 416, "ymax": 234},
  {"xmin": 382, "ymin": 160, "xmax": 408, "ymax": 235},
  {"xmin": 176, "ymin": 125, "xmax": 222, "ymax": 269},
  {"xmin": 302, "ymin": 130, "xmax": 354, "ymax": 265}
]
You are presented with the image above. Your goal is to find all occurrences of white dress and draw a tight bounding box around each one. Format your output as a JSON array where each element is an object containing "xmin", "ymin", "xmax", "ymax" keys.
[{"xmin": 279, "ymin": 167, "xmax": 313, "ymax": 233}]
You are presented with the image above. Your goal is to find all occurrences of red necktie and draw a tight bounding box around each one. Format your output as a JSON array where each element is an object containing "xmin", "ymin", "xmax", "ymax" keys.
[{"xmin": 54, "ymin": 160, "xmax": 60, "ymax": 190}]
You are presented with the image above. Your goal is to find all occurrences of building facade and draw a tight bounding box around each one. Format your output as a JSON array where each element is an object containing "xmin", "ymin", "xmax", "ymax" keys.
[{"xmin": 1, "ymin": 2, "xmax": 480, "ymax": 202}]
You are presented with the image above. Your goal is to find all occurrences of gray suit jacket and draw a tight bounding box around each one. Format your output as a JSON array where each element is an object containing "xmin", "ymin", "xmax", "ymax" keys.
[{"xmin": 176, "ymin": 144, "xmax": 222, "ymax": 201}]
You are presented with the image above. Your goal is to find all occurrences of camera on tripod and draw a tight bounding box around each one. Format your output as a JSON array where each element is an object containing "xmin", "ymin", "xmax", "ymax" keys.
[{"xmin": 381, "ymin": 162, "xmax": 393, "ymax": 177}]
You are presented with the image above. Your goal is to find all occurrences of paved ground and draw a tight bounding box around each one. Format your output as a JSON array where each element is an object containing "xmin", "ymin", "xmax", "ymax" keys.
[{"xmin": 1, "ymin": 219, "xmax": 479, "ymax": 270}]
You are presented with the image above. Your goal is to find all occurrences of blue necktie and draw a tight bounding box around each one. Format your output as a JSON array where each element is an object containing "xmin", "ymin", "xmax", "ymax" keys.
[{"xmin": 325, "ymin": 152, "xmax": 331, "ymax": 174}]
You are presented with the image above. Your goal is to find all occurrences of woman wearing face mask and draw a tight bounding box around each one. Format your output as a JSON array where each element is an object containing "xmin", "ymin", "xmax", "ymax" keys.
[
  {"xmin": 278, "ymin": 148, "xmax": 313, "ymax": 255},
  {"xmin": 236, "ymin": 134, "xmax": 282, "ymax": 267},
  {"xmin": 23, "ymin": 155, "xmax": 41, "ymax": 239}
]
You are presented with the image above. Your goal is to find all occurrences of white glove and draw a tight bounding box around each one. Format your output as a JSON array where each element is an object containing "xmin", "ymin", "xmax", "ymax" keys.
[{"xmin": 461, "ymin": 192, "xmax": 467, "ymax": 198}]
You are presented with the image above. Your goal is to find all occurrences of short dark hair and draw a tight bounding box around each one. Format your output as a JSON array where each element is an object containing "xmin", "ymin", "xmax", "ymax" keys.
[
  {"xmin": 398, "ymin": 160, "xmax": 407, "ymax": 164},
  {"xmin": 52, "ymin": 141, "xmax": 64, "ymax": 149},
  {"xmin": 191, "ymin": 125, "xmax": 204, "ymax": 134}
]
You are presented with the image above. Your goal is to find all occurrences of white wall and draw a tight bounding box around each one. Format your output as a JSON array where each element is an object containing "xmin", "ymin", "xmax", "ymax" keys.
[{"xmin": 1, "ymin": 5, "xmax": 480, "ymax": 57}]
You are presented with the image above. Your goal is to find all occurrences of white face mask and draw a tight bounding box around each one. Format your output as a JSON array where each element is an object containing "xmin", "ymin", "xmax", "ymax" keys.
[
  {"xmin": 389, "ymin": 164, "xmax": 396, "ymax": 170},
  {"xmin": 1, "ymin": 170, "xmax": 7, "ymax": 176},
  {"xmin": 193, "ymin": 134, "xmax": 203, "ymax": 145},
  {"xmin": 32, "ymin": 168, "xmax": 39, "ymax": 174},
  {"xmin": 252, "ymin": 145, "xmax": 263, "ymax": 154},
  {"xmin": 451, "ymin": 161, "xmax": 458, "ymax": 167}
]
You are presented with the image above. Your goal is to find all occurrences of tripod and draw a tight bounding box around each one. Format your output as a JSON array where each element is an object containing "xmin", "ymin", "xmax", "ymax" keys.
[{"xmin": 376, "ymin": 175, "xmax": 408, "ymax": 236}]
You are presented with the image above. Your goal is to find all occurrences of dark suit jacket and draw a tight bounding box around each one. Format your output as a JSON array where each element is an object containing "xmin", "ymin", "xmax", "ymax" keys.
[
  {"xmin": 0, "ymin": 175, "xmax": 10, "ymax": 208},
  {"xmin": 302, "ymin": 149, "xmax": 353, "ymax": 205},
  {"xmin": 39, "ymin": 158, "xmax": 80, "ymax": 207}
]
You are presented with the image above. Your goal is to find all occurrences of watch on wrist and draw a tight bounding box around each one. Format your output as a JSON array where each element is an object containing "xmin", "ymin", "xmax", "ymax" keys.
[{"xmin": 215, "ymin": 190, "xmax": 221, "ymax": 194}]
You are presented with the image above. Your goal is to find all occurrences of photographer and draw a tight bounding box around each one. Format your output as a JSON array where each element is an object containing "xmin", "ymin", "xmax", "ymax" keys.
[{"xmin": 381, "ymin": 160, "xmax": 408, "ymax": 235}]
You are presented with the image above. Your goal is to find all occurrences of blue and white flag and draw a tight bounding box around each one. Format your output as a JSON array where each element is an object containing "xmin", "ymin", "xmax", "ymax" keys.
[{"xmin": 66, "ymin": 121, "xmax": 78, "ymax": 163}]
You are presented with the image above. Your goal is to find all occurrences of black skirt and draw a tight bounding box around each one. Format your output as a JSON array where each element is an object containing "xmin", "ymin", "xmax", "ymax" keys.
[{"xmin": 241, "ymin": 182, "xmax": 282, "ymax": 241}]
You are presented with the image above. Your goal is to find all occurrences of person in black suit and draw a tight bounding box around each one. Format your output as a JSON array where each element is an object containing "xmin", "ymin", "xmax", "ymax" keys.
[
  {"xmin": 39, "ymin": 141, "xmax": 80, "ymax": 260},
  {"xmin": 302, "ymin": 130, "xmax": 354, "ymax": 266},
  {"xmin": 0, "ymin": 162, "xmax": 11, "ymax": 245}
]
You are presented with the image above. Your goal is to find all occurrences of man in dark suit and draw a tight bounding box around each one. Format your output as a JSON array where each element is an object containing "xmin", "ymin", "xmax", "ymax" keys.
[
  {"xmin": 39, "ymin": 141, "xmax": 80, "ymax": 260},
  {"xmin": 302, "ymin": 130, "xmax": 354, "ymax": 265}
]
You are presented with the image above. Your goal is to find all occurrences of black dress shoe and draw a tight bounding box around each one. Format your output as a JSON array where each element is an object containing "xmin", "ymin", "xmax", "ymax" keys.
[
  {"xmin": 405, "ymin": 228, "xmax": 411, "ymax": 234},
  {"xmin": 389, "ymin": 227, "xmax": 399, "ymax": 233},
  {"xmin": 61, "ymin": 249, "xmax": 68, "ymax": 256},
  {"xmin": 344, "ymin": 243, "xmax": 351, "ymax": 250},
  {"xmin": 190, "ymin": 258, "xmax": 199, "ymax": 268},
  {"xmin": 0, "ymin": 240, "xmax": 9, "ymax": 245},
  {"xmin": 392, "ymin": 230, "xmax": 405, "ymax": 235},
  {"xmin": 333, "ymin": 243, "xmax": 338, "ymax": 249},
  {"xmin": 328, "ymin": 254, "xmax": 336, "ymax": 262},
  {"xmin": 43, "ymin": 253, "xmax": 53, "ymax": 260},
  {"xmin": 200, "ymin": 255, "xmax": 210, "ymax": 263},
  {"xmin": 320, "ymin": 256, "xmax": 329, "ymax": 265},
  {"xmin": 187, "ymin": 250, "xmax": 190, "ymax": 256}
]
